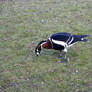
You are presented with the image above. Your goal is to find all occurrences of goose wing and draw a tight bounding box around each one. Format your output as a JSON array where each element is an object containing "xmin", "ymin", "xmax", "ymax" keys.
[{"xmin": 49, "ymin": 32, "xmax": 72, "ymax": 42}]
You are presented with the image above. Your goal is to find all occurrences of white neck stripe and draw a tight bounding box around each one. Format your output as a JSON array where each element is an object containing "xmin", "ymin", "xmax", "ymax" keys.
[{"xmin": 41, "ymin": 42, "xmax": 46, "ymax": 49}]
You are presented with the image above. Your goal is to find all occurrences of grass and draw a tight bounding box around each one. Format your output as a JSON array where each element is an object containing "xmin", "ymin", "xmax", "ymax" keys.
[{"xmin": 0, "ymin": 0, "xmax": 92, "ymax": 92}]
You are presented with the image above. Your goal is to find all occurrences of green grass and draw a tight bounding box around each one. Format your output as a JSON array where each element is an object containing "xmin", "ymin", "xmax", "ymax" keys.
[{"xmin": 0, "ymin": 0, "xmax": 92, "ymax": 92}]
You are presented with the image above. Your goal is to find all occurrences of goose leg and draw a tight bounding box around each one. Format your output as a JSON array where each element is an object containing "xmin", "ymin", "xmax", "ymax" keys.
[
  {"xmin": 57, "ymin": 51, "xmax": 62, "ymax": 58},
  {"xmin": 59, "ymin": 52, "xmax": 67, "ymax": 63},
  {"xmin": 64, "ymin": 52, "xmax": 67, "ymax": 61},
  {"xmin": 60, "ymin": 48, "xmax": 68, "ymax": 63},
  {"xmin": 60, "ymin": 52, "xmax": 62, "ymax": 57},
  {"xmin": 57, "ymin": 52, "xmax": 67, "ymax": 63}
]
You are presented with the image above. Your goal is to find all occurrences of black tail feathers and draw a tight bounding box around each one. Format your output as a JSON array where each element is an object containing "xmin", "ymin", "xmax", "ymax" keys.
[
  {"xmin": 79, "ymin": 35, "xmax": 88, "ymax": 42},
  {"xmin": 79, "ymin": 35, "xmax": 88, "ymax": 38}
]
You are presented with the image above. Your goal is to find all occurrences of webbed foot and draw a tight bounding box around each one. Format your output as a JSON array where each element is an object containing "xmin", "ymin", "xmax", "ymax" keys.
[{"xmin": 57, "ymin": 59, "xmax": 67, "ymax": 63}]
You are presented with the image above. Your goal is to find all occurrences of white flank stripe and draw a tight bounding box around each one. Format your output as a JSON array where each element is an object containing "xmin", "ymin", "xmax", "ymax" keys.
[
  {"xmin": 52, "ymin": 39, "xmax": 67, "ymax": 47},
  {"xmin": 68, "ymin": 37, "xmax": 74, "ymax": 45},
  {"xmin": 68, "ymin": 42, "xmax": 78, "ymax": 47},
  {"xmin": 66, "ymin": 36, "xmax": 71, "ymax": 43}
]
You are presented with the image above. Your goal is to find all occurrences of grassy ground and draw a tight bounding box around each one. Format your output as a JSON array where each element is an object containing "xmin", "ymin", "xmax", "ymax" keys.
[{"xmin": 0, "ymin": 0, "xmax": 92, "ymax": 92}]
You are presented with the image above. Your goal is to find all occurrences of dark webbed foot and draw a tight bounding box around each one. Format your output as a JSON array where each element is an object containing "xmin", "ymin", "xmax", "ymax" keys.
[{"xmin": 57, "ymin": 59, "xmax": 67, "ymax": 63}]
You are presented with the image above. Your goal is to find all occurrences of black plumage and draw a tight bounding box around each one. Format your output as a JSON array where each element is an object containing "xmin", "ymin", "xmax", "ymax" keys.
[
  {"xmin": 49, "ymin": 32, "xmax": 88, "ymax": 51},
  {"xmin": 35, "ymin": 32, "xmax": 88, "ymax": 63}
]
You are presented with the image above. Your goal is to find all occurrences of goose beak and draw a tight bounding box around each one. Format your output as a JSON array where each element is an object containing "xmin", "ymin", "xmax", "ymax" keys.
[{"xmin": 36, "ymin": 52, "xmax": 40, "ymax": 56}]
